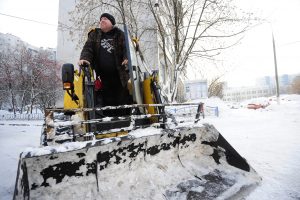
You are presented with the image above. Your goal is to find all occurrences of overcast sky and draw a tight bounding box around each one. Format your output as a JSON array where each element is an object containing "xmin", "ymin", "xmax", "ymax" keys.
[
  {"xmin": 0, "ymin": 0, "xmax": 299, "ymax": 87},
  {"xmin": 223, "ymin": 0, "xmax": 300, "ymax": 87},
  {"xmin": 0, "ymin": 0, "xmax": 59, "ymax": 48}
]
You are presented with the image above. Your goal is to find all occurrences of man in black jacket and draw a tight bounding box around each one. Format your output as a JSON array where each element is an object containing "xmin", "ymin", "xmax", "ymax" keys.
[{"xmin": 78, "ymin": 13, "xmax": 132, "ymax": 116}]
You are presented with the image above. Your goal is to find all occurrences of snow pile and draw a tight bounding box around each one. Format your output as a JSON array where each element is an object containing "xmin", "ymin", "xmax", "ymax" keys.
[
  {"xmin": 23, "ymin": 141, "xmax": 90, "ymax": 157},
  {"xmin": 21, "ymin": 127, "xmax": 164, "ymax": 158},
  {"xmin": 201, "ymin": 97, "xmax": 231, "ymax": 117},
  {"xmin": 22, "ymin": 137, "xmax": 120, "ymax": 157},
  {"xmin": 188, "ymin": 97, "xmax": 230, "ymax": 112},
  {"xmin": 129, "ymin": 126, "xmax": 162, "ymax": 138}
]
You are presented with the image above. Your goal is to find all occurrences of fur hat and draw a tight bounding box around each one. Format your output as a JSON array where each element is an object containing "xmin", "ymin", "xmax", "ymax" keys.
[{"xmin": 100, "ymin": 13, "xmax": 116, "ymax": 25}]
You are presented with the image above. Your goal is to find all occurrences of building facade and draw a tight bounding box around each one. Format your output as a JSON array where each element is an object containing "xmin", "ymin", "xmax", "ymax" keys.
[
  {"xmin": 223, "ymin": 86, "xmax": 273, "ymax": 102},
  {"xmin": 256, "ymin": 74, "xmax": 298, "ymax": 94},
  {"xmin": 222, "ymin": 74, "xmax": 299, "ymax": 102},
  {"xmin": 184, "ymin": 80, "xmax": 208, "ymax": 100}
]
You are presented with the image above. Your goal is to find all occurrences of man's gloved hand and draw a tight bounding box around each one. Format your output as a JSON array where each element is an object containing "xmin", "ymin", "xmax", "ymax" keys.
[{"xmin": 78, "ymin": 59, "xmax": 90, "ymax": 66}]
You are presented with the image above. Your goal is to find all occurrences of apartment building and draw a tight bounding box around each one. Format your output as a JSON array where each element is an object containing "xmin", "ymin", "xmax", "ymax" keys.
[
  {"xmin": 223, "ymin": 86, "xmax": 273, "ymax": 102},
  {"xmin": 0, "ymin": 32, "xmax": 56, "ymax": 59}
]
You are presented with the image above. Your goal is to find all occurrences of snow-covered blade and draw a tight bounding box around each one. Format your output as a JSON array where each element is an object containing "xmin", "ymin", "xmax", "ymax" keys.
[
  {"xmin": 42, "ymin": 102, "xmax": 204, "ymax": 145},
  {"xmin": 14, "ymin": 124, "xmax": 260, "ymax": 200}
]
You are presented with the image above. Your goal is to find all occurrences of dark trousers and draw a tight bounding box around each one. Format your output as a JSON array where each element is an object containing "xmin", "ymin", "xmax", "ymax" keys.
[{"xmin": 95, "ymin": 86, "xmax": 132, "ymax": 117}]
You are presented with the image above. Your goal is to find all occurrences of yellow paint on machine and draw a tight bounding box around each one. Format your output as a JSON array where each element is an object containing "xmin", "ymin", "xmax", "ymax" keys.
[
  {"xmin": 95, "ymin": 131, "xmax": 128, "ymax": 139},
  {"xmin": 143, "ymin": 75, "xmax": 158, "ymax": 122},
  {"xmin": 64, "ymin": 70, "xmax": 84, "ymax": 109},
  {"xmin": 63, "ymin": 70, "xmax": 86, "ymax": 132}
]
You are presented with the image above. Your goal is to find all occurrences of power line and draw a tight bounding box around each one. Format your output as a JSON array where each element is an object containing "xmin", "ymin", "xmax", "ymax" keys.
[
  {"xmin": 280, "ymin": 41, "xmax": 300, "ymax": 47},
  {"xmin": 0, "ymin": 12, "xmax": 57, "ymax": 27}
]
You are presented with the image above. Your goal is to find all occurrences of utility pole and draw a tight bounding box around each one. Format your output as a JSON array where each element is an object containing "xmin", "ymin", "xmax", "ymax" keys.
[
  {"xmin": 154, "ymin": 2, "xmax": 159, "ymax": 72},
  {"xmin": 272, "ymin": 32, "xmax": 280, "ymax": 104}
]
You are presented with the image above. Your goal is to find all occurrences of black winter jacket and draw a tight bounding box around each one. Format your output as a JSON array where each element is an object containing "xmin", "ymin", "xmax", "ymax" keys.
[{"xmin": 80, "ymin": 27, "xmax": 129, "ymax": 87}]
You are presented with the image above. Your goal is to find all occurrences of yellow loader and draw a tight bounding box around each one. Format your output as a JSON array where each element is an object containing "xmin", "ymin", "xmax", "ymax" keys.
[{"xmin": 13, "ymin": 25, "xmax": 261, "ymax": 200}]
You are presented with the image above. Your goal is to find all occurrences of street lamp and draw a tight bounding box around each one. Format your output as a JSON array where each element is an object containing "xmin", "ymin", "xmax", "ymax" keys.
[{"xmin": 272, "ymin": 31, "xmax": 280, "ymax": 104}]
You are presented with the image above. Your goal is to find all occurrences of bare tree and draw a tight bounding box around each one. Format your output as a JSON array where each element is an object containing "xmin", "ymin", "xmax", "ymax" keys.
[
  {"xmin": 148, "ymin": 0, "xmax": 255, "ymax": 101},
  {"xmin": 25, "ymin": 49, "xmax": 61, "ymax": 113},
  {"xmin": 291, "ymin": 76, "xmax": 300, "ymax": 94},
  {"xmin": 208, "ymin": 76, "xmax": 224, "ymax": 98},
  {"xmin": 0, "ymin": 46, "xmax": 60, "ymax": 113},
  {"xmin": 11, "ymin": 45, "xmax": 33, "ymax": 113},
  {"xmin": 33, "ymin": 50, "xmax": 61, "ymax": 112},
  {"xmin": 0, "ymin": 49, "xmax": 18, "ymax": 114}
]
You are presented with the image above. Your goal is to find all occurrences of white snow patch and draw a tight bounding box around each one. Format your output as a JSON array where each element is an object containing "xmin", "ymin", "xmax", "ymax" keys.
[
  {"xmin": 22, "ymin": 141, "xmax": 89, "ymax": 157},
  {"xmin": 129, "ymin": 126, "xmax": 163, "ymax": 138},
  {"xmin": 102, "ymin": 117, "xmax": 113, "ymax": 122},
  {"xmin": 0, "ymin": 110, "xmax": 10, "ymax": 115}
]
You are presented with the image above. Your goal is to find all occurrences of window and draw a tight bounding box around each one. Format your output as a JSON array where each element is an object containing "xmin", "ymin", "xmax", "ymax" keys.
[{"xmin": 186, "ymin": 86, "xmax": 190, "ymax": 93}]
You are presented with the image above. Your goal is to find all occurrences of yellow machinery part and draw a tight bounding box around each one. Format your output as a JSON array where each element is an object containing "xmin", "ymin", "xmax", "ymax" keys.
[
  {"xmin": 143, "ymin": 75, "xmax": 158, "ymax": 122},
  {"xmin": 143, "ymin": 77, "xmax": 155, "ymax": 113},
  {"xmin": 64, "ymin": 70, "xmax": 84, "ymax": 109},
  {"xmin": 95, "ymin": 131, "xmax": 128, "ymax": 139},
  {"xmin": 63, "ymin": 70, "xmax": 86, "ymax": 132}
]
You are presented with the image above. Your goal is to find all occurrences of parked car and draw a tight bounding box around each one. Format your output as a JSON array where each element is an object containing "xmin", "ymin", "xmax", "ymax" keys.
[{"xmin": 247, "ymin": 103, "xmax": 268, "ymax": 110}]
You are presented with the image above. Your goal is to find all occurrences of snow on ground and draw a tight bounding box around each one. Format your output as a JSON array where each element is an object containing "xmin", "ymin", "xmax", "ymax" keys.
[
  {"xmin": 0, "ymin": 120, "xmax": 42, "ymax": 200},
  {"xmin": 202, "ymin": 94, "xmax": 300, "ymax": 200},
  {"xmin": 0, "ymin": 94, "xmax": 300, "ymax": 200}
]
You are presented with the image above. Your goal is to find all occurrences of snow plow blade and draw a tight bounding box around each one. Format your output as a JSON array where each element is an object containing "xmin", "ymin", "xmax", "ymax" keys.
[{"xmin": 14, "ymin": 124, "xmax": 261, "ymax": 200}]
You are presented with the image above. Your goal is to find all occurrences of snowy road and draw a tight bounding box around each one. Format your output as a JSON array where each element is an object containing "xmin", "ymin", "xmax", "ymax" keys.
[
  {"xmin": 203, "ymin": 95, "xmax": 300, "ymax": 200},
  {"xmin": 0, "ymin": 121, "xmax": 42, "ymax": 200},
  {"xmin": 0, "ymin": 95, "xmax": 299, "ymax": 200}
]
